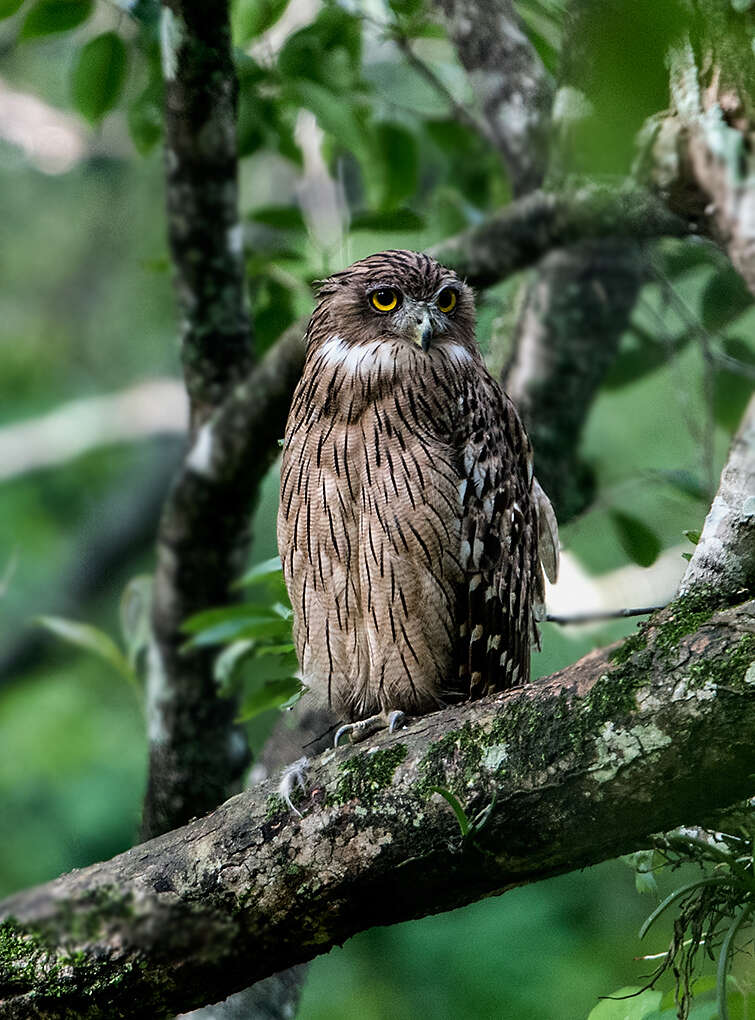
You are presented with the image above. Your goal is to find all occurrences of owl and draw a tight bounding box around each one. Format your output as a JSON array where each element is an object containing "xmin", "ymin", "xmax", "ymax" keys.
[{"xmin": 278, "ymin": 250, "xmax": 558, "ymax": 743}]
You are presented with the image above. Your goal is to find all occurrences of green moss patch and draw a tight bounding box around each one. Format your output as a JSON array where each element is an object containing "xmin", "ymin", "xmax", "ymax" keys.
[{"xmin": 330, "ymin": 744, "xmax": 408, "ymax": 807}]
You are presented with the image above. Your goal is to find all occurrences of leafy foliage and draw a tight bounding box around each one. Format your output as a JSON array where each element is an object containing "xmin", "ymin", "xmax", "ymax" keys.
[
  {"xmin": 71, "ymin": 31, "xmax": 127, "ymax": 124},
  {"xmin": 610, "ymin": 511, "xmax": 662, "ymax": 568},
  {"xmin": 614, "ymin": 826, "xmax": 755, "ymax": 1019},
  {"xmin": 231, "ymin": 0, "xmax": 290, "ymax": 45},
  {"xmin": 182, "ymin": 557, "xmax": 302, "ymax": 723},
  {"xmin": 20, "ymin": 0, "xmax": 93, "ymax": 38},
  {"xmin": 36, "ymin": 614, "xmax": 138, "ymax": 695},
  {"xmin": 0, "ymin": 0, "xmax": 24, "ymax": 19}
]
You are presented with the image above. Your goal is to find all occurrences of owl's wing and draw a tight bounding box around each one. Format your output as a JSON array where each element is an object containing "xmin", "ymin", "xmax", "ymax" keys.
[
  {"xmin": 533, "ymin": 476, "xmax": 559, "ymax": 585},
  {"xmin": 458, "ymin": 376, "xmax": 555, "ymax": 697}
]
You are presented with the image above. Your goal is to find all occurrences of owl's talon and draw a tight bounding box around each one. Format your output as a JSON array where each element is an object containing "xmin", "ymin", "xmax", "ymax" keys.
[
  {"xmin": 334, "ymin": 723, "xmax": 355, "ymax": 748},
  {"xmin": 334, "ymin": 709, "xmax": 406, "ymax": 747},
  {"xmin": 388, "ymin": 710, "xmax": 406, "ymax": 733}
]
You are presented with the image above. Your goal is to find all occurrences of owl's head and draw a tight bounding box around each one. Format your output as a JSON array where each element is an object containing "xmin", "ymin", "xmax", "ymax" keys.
[{"xmin": 310, "ymin": 250, "xmax": 475, "ymax": 354}]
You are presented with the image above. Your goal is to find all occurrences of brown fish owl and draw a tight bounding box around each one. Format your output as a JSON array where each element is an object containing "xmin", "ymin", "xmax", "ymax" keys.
[{"xmin": 278, "ymin": 250, "xmax": 558, "ymax": 742}]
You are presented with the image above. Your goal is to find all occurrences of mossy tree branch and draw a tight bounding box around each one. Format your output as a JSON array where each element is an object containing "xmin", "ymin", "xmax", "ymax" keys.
[
  {"xmin": 161, "ymin": 0, "xmax": 253, "ymax": 423},
  {"xmin": 142, "ymin": 0, "xmax": 256, "ymax": 841},
  {"xmin": 1, "ymin": 592, "xmax": 753, "ymax": 1019}
]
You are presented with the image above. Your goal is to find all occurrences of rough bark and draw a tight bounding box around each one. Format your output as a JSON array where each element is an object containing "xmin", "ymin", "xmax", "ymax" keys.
[
  {"xmin": 143, "ymin": 321, "xmax": 305, "ymax": 841},
  {"xmin": 432, "ymin": 184, "xmax": 690, "ymax": 288},
  {"xmin": 642, "ymin": 37, "xmax": 755, "ymax": 296},
  {"xmin": 161, "ymin": 0, "xmax": 253, "ymax": 422},
  {"xmin": 680, "ymin": 394, "xmax": 755, "ymax": 596},
  {"xmin": 502, "ymin": 241, "xmax": 645, "ymax": 520},
  {"xmin": 433, "ymin": 0, "xmax": 553, "ymax": 195},
  {"xmin": 1, "ymin": 592, "xmax": 753, "ymax": 1020},
  {"xmin": 143, "ymin": 0, "xmax": 260, "ymax": 843}
]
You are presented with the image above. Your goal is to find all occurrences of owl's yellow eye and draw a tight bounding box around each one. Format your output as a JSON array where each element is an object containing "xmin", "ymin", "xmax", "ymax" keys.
[
  {"xmin": 370, "ymin": 288, "xmax": 399, "ymax": 312},
  {"xmin": 437, "ymin": 287, "xmax": 458, "ymax": 314}
]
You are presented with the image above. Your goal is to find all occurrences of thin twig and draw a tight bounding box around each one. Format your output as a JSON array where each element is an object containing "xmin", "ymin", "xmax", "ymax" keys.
[
  {"xmin": 546, "ymin": 605, "xmax": 664, "ymax": 625},
  {"xmin": 651, "ymin": 263, "xmax": 722, "ymax": 498},
  {"xmin": 391, "ymin": 32, "xmax": 492, "ymax": 144}
]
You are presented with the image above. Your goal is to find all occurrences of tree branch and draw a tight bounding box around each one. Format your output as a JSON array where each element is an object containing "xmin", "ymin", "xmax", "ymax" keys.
[
  {"xmin": 142, "ymin": 0, "xmax": 259, "ymax": 840},
  {"xmin": 1, "ymin": 593, "xmax": 753, "ymax": 1019},
  {"xmin": 143, "ymin": 321, "xmax": 305, "ymax": 840},
  {"xmin": 432, "ymin": 0, "xmax": 645, "ymax": 523},
  {"xmin": 641, "ymin": 37, "xmax": 755, "ymax": 296},
  {"xmin": 501, "ymin": 240, "xmax": 645, "ymax": 519},
  {"xmin": 0, "ymin": 381, "xmax": 185, "ymax": 482},
  {"xmin": 391, "ymin": 33, "xmax": 491, "ymax": 146},
  {"xmin": 680, "ymin": 393, "xmax": 755, "ymax": 596},
  {"xmin": 161, "ymin": 0, "xmax": 253, "ymax": 422},
  {"xmin": 433, "ymin": 0, "xmax": 553, "ymax": 194},
  {"xmin": 431, "ymin": 184, "xmax": 691, "ymax": 288}
]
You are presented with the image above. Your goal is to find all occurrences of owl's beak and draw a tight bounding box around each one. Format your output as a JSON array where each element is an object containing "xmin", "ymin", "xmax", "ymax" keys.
[{"xmin": 413, "ymin": 308, "xmax": 434, "ymax": 352}]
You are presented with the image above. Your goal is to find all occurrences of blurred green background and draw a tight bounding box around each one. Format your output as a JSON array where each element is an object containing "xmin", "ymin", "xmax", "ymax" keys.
[{"xmin": 1, "ymin": 0, "xmax": 753, "ymax": 1017}]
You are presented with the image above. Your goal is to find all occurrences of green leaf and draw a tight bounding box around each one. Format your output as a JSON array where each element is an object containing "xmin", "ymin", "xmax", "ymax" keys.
[
  {"xmin": 254, "ymin": 643, "xmax": 295, "ymax": 656},
  {"xmin": 603, "ymin": 328, "xmax": 677, "ymax": 390},
  {"xmin": 372, "ymin": 121, "xmax": 419, "ymax": 209},
  {"xmin": 236, "ymin": 555, "xmax": 284, "ymax": 588},
  {"xmin": 119, "ymin": 574, "xmax": 152, "ymax": 670},
  {"xmin": 182, "ymin": 602, "xmax": 279, "ymax": 634},
  {"xmin": 0, "ymin": 0, "xmax": 25, "ymax": 20},
  {"xmin": 36, "ymin": 615, "xmax": 132, "ymax": 683},
  {"xmin": 610, "ymin": 511, "xmax": 662, "ymax": 567},
  {"xmin": 656, "ymin": 240, "xmax": 716, "ymax": 278},
  {"xmin": 430, "ymin": 787, "xmax": 470, "ymax": 836},
  {"xmin": 277, "ymin": 7, "xmax": 361, "ymax": 88},
  {"xmin": 287, "ymin": 80, "xmax": 370, "ymax": 158},
  {"xmin": 232, "ymin": 0, "xmax": 289, "ymax": 44},
  {"xmin": 700, "ymin": 268, "xmax": 753, "ymax": 332},
  {"xmin": 252, "ymin": 275, "xmax": 297, "ymax": 351},
  {"xmin": 128, "ymin": 74, "xmax": 163, "ymax": 154},
  {"xmin": 247, "ymin": 652, "xmax": 299, "ymax": 681},
  {"xmin": 71, "ymin": 31, "xmax": 127, "ymax": 124},
  {"xmin": 184, "ymin": 617, "xmax": 289, "ymax": 649},
  {"xmin": 388, "ymin": 0, "xmax": 424, "ymax": 15},
  {"xmin": 717, "ymin": 904, "xmax": 754, "ymax": 1020},
  {"xmin": 248, "ymin": 205, "xmax": 306, "ymax": 231},
  {"xmin": 237, "ymin": 92, "xmax": 278, "ymax": 158},
  {"xmin": 683, "ymin": 529, "xmax": 701, "ymax": 546},
  {"xmin": 21, "ymin": 0, "xmax": 93, "ymax": 38},
  {"xmin": 587, "ymin": 988, "xmax": 663, "ymax": 1019},
  {"xmin": 237, "ymin": 676, "xmax": 302, "ymax": 721},
  {"xmin": 714, "ymin": 337, "xmax": 755, "ymax": 430},
  {"xmin": 350, "ymin": 208, "xmax": 425, "ymax": 232},
  {"xmin": 214, "ymin": 638, "xmax": 255, "ymax": 693}
]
